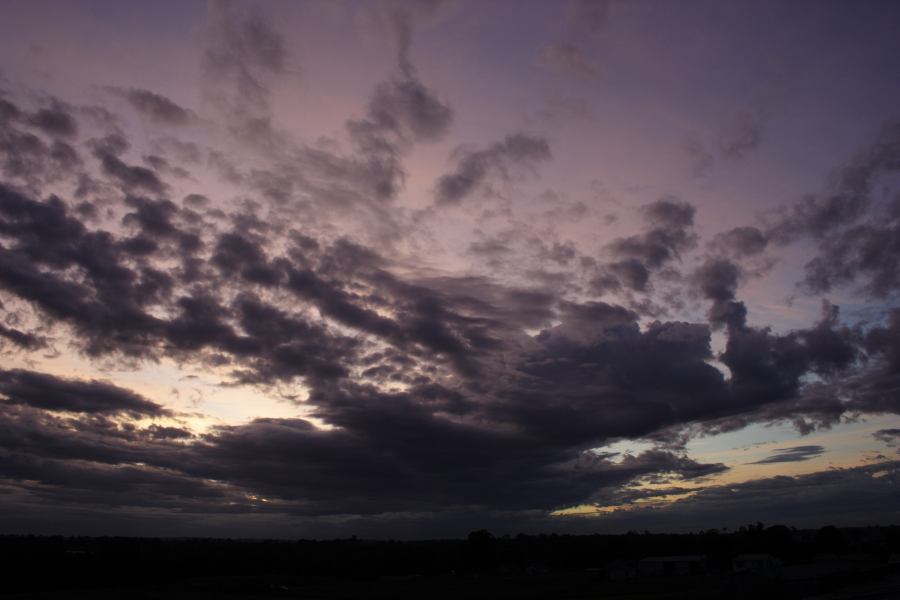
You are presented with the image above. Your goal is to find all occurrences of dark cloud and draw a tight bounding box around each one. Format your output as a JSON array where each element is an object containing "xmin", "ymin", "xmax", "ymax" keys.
[
  {"xmin": 795, "ymin": 301, "xmax": 860, "ymax": 376},
  {"xmin": 729, "ymin": 120, "xmax": 899, "ymax": 300},
  {"xmin": 0, "ymin": 172, "xmax": 892, "ymax": 531},
  {"xmin": 0, "ymin": 323, "xmax": 45, "ymax": 350},
  {"xmin": 118, "ymin": 88, "xmax": 193, "ymax": 126},
  {"xmin": 747, "ymin": 445, "xmax": 825, "ymax": 464},
  {"xmin": 711, "ymin": 226, "xmax": 769, "ymax": 258},
  {"xmin": 200, "ymin": 0, "xmax": 293, "ymax": 159},
  {"xmin": 614, "ymin": 449, "xmax": 729, "ymax": 481},
  {"xmin": 0, "ymin": 172, "xmax": 785, "ymax": 521},
  {"xmin": 0, "ymin": 96, "xmax": 22, "ymax": 122},
  {"xmin": 799, "ymin": 205, "xmax": 900, "ymax": 297},
  {"xmin": 764, "ymin": 121, "xmax": 900, "ymax": 296},
  {"xmin": 864, "ymin": 308, "xmax": 900, "ymax": 372},
  {"xmin": 90, "ymin": 134, "xmax": 166, "ymax": 194},
  {"xmin": 0, "ymin": 376, "xmax": 729, "ymax": 521},
  {"xmin": 670, "ymin": 298, "xmax": 866, "ymax": 438},
  {"xmin": 343, "ymin": 73, "xmax": 453, "ymax": 201},
  {"xmin": 0, "ymin": 403, "xmax": 232, "ymax": 515},
  {"xmin": 26, "ymin": 101, "xmax": 78, "ymax": 138},
  {"xmin": 693, "ymin": 258, "xmax": 746, "ymax": 330},
  {"xmin": 1, "ymin": 172, "xmax": 886, "ymax": 528},
  {"xmin": 0, "ymin": 24, "xmax": 898, "ymax": 537},
  {"xmin": 772, "ymin": 122, "xmax": 900, "ymax": 241},
  {"xmin": 589, "ymin": 462, "xmax": 900, "ymax": 533},
  {"xmin": 211, "ymin": 231, "xmax": 281, "ymax": 285},
  {"xmin": 487, "ymin": 309, "xmax": 729, "ymax": 449},
  {"xmin": 595, "ymin": 197, "xmax": 697, "ymax": 294},
  {"xmin": 367, "ymin": 77, "xmax": 453, "ymax": 142},
  {"xmin": 0, "ymin": 368, "xmax": 169, "ymax": 416},
  {"xmin": 0, "ymin": 101, "xmax": 84, "ymax": 191},
  {"xmin": 874, "ymin": 428, "xmax": 900, "ymax": 440},
  {"xmin": 435, "ymin": 134, "xmax": 551, "ymax": 205},
  {"xmin": 718, "ymin": 329, "xmax": 813, "ymax": 422},
  {"xmin": 874, "ymin": 429, "xmax": 900, "ymax": 450}
]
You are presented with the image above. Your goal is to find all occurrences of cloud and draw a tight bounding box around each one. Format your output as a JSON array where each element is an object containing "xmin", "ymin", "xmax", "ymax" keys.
[
  {"xmin": 366, "ymin": 77, "xmax": 453, "ymax": 142},
  {"xmin": 378, "ymin": 0, "xmax": 454, "ymax": 76},
  {"xmin": 693, "ymin": 258, "xmax": 746, "ymax": 330},
  {"xmin": 26, "ymin": 100, "xmax": 78, "ymax": 138},
  {"xmin": 203, "ymin": 0, "xmax": 288, "ymax": 113},
  {"xmin": 205, "ymin": 0, "xmax": 286, "ymax": 76},
  {"xmin": 343, "ymin": 73, "xmax": 453, "ymax": 201},
  {"xmin": 747, "ymin": 445, "xmax": 825, "ymax": 464},
  {"xmin": 116, "ymin": 88, "xmax": 194, "ymax": 126},
  {"xmin": 767, "ymin": 121, "xmax": 900, "ymax": 297},
  {"xmin": 873, "ymin": 429, "xmax": 900, "ymax": 450},
  {"xmin": 435, "ymin": 134, "xmax": 551, "ymax": 205},
  {"xmin": 0, "ymin": 173, "xmax": 779, "ymax": 520},
  {"xmin": 0, "ymin": 97, "xmax": 84, "ymax": 191},
  {"xmin": 684, "ymin": 93, "xmax": 778, "ymax": 176},
  {"xmin": 0, "ymin": 12, "xmax": 899, "ymax": 538},
  {"xmin": 594, "ymin": 197, "xmax": 697, "ymax": 294},
  {"xmin": 566, "ymin": 0, "xmax": 611, "ymax": 34},
  {"xmin": 710, "ymin": 226, "xmax": 769, "ymax": 258},
  {"xmin": 0, "ymin": 107, "xmax": 895, "ymax": 531},
  {"xmin": 0, "ymin": 179, "xmax": 891, "ymax": 533},
  {"xmin": 874, "ymin": 428, "xmax": 900, "ymax": 440},
  {"xmin": 535, "ymin": 43, "xmax": 600, "ymax": 80},
  {"xmin": 773, "ymin": 122, "xmax": 900, "ymax": 241},
  {"xmin": 589, "ymin": 462, "xmax": 900, "ymax": 532},
  {"xmin": 0, "ymin": 323, "xmax": 45, "ymax": 350},
  {"xmin": 90, "ymin": 134, "xmax": 166, "ymax": 194},
  {"xmin": 717, "ymin": 109, "xmax": 767, "ymax": 160},
  {"xmin": 0, "ymin": 379, "xmax": 731, "ymax": 523},
  {"xmin": 0, "ymin": 368, "xmax": 169, "ymax": 416}
]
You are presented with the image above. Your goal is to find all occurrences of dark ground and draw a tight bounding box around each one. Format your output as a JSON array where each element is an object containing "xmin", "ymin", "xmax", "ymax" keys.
[{"xmin": 3, "ymin": 524, "xmax": 899, "ymax": 598}]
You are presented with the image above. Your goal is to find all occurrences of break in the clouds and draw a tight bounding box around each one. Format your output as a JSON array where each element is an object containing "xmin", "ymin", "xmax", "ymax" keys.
[{"xmin": 0, "ymin": 0, "xmax": 898, "ymax": 538}]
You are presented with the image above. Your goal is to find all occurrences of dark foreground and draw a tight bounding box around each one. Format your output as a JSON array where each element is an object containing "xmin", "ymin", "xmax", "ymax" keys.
[{"xmin": 3, "ymin": 525, "xmax": 900, "ymax": 599}]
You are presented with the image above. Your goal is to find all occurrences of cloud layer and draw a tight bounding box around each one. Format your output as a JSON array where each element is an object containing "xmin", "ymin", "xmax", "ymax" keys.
[{"xmin": 0, "ymin": 0, "xmax": 898, "ymax": 537}]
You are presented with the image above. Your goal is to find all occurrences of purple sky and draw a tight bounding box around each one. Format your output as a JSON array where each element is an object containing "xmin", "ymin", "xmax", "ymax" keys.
[{"xmin": 0, "ymin": 0, "xmax": 899, "ymax": 538}]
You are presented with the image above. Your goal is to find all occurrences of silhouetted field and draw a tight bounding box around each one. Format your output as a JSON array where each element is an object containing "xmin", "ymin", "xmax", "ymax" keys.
[{"xmin": 3, "ymin": 524, "xmax": 900, "ymax": 598}]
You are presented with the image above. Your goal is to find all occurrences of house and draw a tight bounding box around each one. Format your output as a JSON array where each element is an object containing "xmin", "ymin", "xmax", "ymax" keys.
[
  {"xmin": 732, "ymin": 553, "xmax": 782, "ymax": 577},
  {"xmin": 637, "ymin": 555, "xmax": 707, "ymax": 578}
]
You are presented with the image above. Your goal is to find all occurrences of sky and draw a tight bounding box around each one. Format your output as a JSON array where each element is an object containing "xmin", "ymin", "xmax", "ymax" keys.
[{"xmin": 0, "ymin": 0, "xmax": 899, "ymax": 539}]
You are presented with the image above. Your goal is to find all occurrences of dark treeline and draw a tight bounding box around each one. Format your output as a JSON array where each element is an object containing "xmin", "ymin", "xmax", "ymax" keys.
[{"xmin": 2, "ymin": 524, "xmax": 899, "ymax": 597}]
